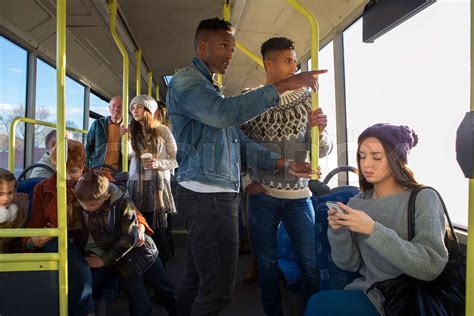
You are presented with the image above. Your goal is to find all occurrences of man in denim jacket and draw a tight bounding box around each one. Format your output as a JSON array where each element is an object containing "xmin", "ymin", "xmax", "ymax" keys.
[{"xmin": 167, "ymin": 18, "xmax": 326, "ymax": 316}]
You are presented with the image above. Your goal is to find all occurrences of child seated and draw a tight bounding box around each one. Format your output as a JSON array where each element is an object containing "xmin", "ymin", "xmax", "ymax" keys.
[
  {"xmin": 0, "ymin": 168, "xmax": 28, "ymax": 253},
  {"xmin": 75, "ymin": 170, "xmax": 177, "ymax": 316}
]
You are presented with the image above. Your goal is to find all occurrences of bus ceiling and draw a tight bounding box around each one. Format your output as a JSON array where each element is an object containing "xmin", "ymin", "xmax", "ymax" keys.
[{"xmin": 0, "ymin": 0, "xmax": 367, "ymax": 98}]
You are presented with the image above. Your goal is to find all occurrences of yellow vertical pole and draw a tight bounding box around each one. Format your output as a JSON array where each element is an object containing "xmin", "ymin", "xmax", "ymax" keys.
[
  {"xmin": 56, "ymin": 0, "xmax": 68, "ymax": 315},
  {"xmin": 156, "ymin": 85, "xmax": 160, "ymax": 101},
  {"xmin": 109, "ymin": 0, "xmax": 129, "ymax": 172},
  {"xmin": 466, "ymin": 2, "xmax": 474, "ymax": 315},
  {"xmin": 135, "ymin": 49, "xmax": 142, "ymax": 95},
  {"xmin": 287, "ymin": 0, "xmax": 320, "ymax": 178},
  {"xmin": 147, "ymin": 71, "xmax": 152, "ymax": 96},
  {"xmin": 217, "ymin": 1, "xmax": 231, "ymax": 85}
]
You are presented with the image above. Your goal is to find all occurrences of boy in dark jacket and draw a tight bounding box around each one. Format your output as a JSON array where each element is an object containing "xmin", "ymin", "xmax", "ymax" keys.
[{"xmin": 75, "ymin": 170, "xmax": 177, "ymax": 316}]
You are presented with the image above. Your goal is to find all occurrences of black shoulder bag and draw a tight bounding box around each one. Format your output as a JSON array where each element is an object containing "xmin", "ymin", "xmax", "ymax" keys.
[{"xmin": 368, "ymin": 187, "xmax": 466, "ymax": 316}]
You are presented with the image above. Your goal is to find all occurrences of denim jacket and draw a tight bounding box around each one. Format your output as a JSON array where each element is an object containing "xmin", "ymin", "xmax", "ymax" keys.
[{"xmin": 166, "ymin": 57, "xmax": 282, "ymax": 190}]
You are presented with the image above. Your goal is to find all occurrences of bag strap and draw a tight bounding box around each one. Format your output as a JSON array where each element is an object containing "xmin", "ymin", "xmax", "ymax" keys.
[{"xmin": 407, "ymin": 186, "xmax": 461, "ymax": 254}]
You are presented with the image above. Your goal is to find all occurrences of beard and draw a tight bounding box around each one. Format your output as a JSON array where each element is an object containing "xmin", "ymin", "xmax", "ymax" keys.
[{"xmin": 0, "ymin": 203, "xmax": 18, "ymax": 224}]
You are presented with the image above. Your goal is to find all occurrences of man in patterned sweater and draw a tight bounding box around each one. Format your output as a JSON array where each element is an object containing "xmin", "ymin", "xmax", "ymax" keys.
[{"xmin": 241, "ymin": 37, "xmax": 333, "ymax": 316}]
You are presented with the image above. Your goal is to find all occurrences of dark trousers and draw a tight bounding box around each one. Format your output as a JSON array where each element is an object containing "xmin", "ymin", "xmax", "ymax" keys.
[
  {"xmin": 41, "ymin": 239, "xmax": 94, "ymax": 316},
  {"xmin": 122, "ymin": 255, "xmax": 178, "ymax": 316},
  {"xmin": 175, "ymin": 185, "xmax": 240, "ymax": 316}
]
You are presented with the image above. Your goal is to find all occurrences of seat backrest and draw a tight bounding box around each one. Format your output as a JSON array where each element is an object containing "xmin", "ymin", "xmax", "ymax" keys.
[
  {"xmin": 313, "ymin": 187, "xmax": 361, "ymax": 290},
  {"xmin": 16, "ymin": 177, "xmax": 45, "ymax": 219}
]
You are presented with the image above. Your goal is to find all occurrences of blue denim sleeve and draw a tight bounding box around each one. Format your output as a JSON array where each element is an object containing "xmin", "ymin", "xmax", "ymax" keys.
[
  {"xmin": 237, "ymin": 128, "xmax": 281, "ymax": 172},
  {"xmin": 170, "ymin": 70, "xmax": 279, "ymax": 128}
]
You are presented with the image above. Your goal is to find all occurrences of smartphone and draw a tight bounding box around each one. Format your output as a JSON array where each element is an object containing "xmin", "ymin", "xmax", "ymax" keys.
[{"xmin": 325, "ymin": 201, "xmax": 346, "ymax": 214}]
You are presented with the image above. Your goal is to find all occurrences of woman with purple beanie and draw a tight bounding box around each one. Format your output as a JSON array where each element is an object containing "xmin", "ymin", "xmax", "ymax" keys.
[{"xmin": 304, "ymin": 123, "xmax": 449, "ymax": 315}]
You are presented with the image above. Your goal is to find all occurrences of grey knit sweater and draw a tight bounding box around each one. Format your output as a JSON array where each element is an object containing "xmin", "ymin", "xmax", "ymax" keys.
[
  {"xmin": 328, "ymin": 189, "xmax": 449, "ymax": 315},
  {"xmin": 241, "ymin": 88, "xmax": 332, "ymax": 199}
]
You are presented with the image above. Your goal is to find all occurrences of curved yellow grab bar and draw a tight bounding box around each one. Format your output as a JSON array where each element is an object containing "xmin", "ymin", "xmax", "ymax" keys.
[
  {"xmin": 235, "ymin": 41, "xmax": 264, "ymax": 68},
  {"xmin": 8, "ymin": 117, "xmax": 86, "ymax": 173},
  {"xmin": 109, "ymin": 0, "xmax": 129, "ymax": 172},
  {"xmin": 287, "ymin": 0, "xmax": 320, "ymax": 179}
]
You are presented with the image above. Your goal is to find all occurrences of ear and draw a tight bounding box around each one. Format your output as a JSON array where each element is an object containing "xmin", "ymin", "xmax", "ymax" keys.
[
  {"xmin": 198, "ymin": 39, "xmax": 207, "ymax": 56},
  {"xmin": 263, "ymin": 59, "xmax": 272, "ymax": 71}
]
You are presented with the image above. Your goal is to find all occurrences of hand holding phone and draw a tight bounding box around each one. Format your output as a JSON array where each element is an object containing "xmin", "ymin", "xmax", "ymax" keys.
[{"xmin": 326, "ymin": 201, "xmax": 346, "ymax": 214}]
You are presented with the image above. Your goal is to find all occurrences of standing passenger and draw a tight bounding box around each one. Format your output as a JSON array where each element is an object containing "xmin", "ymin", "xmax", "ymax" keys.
[
  {"xmin": 85, "ymin": 96, "xmax": 124, "ymax": 171},
  {"xmin": 241, "ymin": 37, "xmax": 333, "ymax": 316},
  {"xmin": 166, "ymin": 17, "xmax": 326, "ymax": 316},
  {"xmin": 127, "ymin": 95, "xmax": 178, "ymax": 264}
]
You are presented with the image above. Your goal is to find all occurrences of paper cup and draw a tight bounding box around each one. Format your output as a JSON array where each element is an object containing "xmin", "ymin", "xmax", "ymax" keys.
[{"xmin": 141, "ymin": 153, "xmax": 153, "ymax": 169}]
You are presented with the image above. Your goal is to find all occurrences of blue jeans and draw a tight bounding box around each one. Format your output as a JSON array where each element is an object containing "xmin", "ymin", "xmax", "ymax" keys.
[
  {"xmin": 248, "ymin": 193, "xmax": 318, "ymax": 316},
  {"xmin": 122, "ymin": 255, "xmax": 177, "ymax": 316},
  {"xmin": 304, "ymin": 290, "xmax": 379, "ymax": 315},
  {"xmin": 41, "ymin": 239, "xmax": 94, "ymax": 316}
]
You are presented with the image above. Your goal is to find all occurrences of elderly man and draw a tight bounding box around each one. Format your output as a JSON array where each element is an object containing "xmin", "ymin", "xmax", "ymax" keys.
[
  {"xmin": 85, "ymin": 96, "xmax": 124, "ymax": 171},
  {"xmin": 30, "ymin": 129, "xmax": 72, "ymax": 178}
]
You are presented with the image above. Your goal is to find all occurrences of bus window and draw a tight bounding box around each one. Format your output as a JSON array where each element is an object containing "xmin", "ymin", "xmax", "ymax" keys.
[
  {"xmin": 308, "ymin": 41, "xmax": 338, "ymax": 188},
  {"xmin": 35, "ymin": 59, "xmax": 85, "ymax": 162},
  {"xmin": 343, "ymin": 0, "xmax": 469, "ymax": 227},
  {"xmin": 0, "ymin": 36, "xmax": 27, "ymax": 175},
  {"xmin": 89, "ymin": 92, "xmax": 110, "ymax": 128}
]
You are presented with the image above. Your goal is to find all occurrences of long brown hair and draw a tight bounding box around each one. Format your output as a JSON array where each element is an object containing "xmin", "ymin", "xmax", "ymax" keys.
[
  {"xmin": 154, "ymin": 100, "xmax": 171, "ymax": 128},
  {"xmin": 357, "ymin": 138, "xmax": 422, "ymax": 192},
  {"xmin": 130, "ymin": 109, "xmax": 162, "ymax": 156}
]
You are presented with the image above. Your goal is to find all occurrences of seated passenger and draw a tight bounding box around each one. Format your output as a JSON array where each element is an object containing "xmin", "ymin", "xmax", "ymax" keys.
[
  {"xmin": 75, "ymin": 170, "xmax": 177, "ymax": 316},
  {"xmin": 0, "ymin": 168, "xmax": 28, "ymax": 253},
  {"xmin": 305, "ymin": 124, "xmax": 449, "ymax": 315},
  {"xmin": 29, "ymin": 129, "xmax": 70, "ymax": 178},
  {"xmin": 24, "ymin": 139, "xmax": 95, "ymax": 316},
  {"xmin": 24, "ymin": 139, "xmax": 154, "ymax": 316}
]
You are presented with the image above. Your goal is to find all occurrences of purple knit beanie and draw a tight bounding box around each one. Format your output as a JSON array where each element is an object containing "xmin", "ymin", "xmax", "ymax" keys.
[{"xmin": 358, "ymin": 123, "xmax": 418, "ymax": 162}]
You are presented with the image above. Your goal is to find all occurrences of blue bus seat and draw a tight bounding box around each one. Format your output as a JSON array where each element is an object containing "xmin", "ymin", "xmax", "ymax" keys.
[
  {"xmin": 277, "ymin": 186, "xmax": 360, "ymax": 293},
  {"xmin": 16, "ymin": 177, "xmax": 45, "ymax": 219}
]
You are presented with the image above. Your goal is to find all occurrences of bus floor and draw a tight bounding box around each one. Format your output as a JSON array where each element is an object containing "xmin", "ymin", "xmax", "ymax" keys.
[{"xmin": 104, "ymin": 233, "xmax": 305, "ymax": 316}]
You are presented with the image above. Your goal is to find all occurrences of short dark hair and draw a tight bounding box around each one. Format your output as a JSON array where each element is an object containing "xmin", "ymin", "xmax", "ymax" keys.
[
  {"xmin": 45, "ymin": 129, "xmax": 56, "ymax": 150},
  {"xmin": 194, "ymin": 17, "xmax": 234, "ymax": 47},
  {"xmin": 75, "ymin": 170, "xmax": 110, "ymax": 202},
  {"xmin": 261, "ymin": 37, "xmax": 295, "ymax": 59}
]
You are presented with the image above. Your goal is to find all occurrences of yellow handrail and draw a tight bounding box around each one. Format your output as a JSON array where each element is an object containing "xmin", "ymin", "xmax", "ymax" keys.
[
  {"xmin": 287, "ymin": 0, "xmax": 320, "ymax": 179},
  {"xmin": 147, "ymin": 71, "xmax": 153, "ymax": 96},
  {"xmin": 8, "ymin": 117, "xmax": 87, "ymax": 173},
  {"xmin": 466, "ymin": 1, "xmax": 474, "ymax": 314},
  {"xmin": 109, "ymin": 0, "xmax": 129, "ymax": 172},
  {"xmin": 156, "ymin": 85, "xmax": 160, "ymax": 101},
  {"xmin": 0, "ymin": 228, "xmax": 59, "ymax": 237},
  {"xmin": 0, "ymin": 253, "xmax": 60, "ymax": 263},
  {"xmin": 135, "ymin": 49, "xmax": 142, "ymax": 95},
  {"xmin": 220, "ymin": 0, "xmax": 264, "ymax": 88},
  {"xmin": 235, "ymin": 41, "xmax": 264, "ymax": 68},
  {"xmin": 56, "ymin": 0, "xmax": 69, "ymax": 314}
]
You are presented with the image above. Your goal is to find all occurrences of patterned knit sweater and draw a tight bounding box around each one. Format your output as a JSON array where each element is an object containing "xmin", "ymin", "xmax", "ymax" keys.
[{"xmin": 241, "ymin": 88, "xmax": 332, "ymax": 199}]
